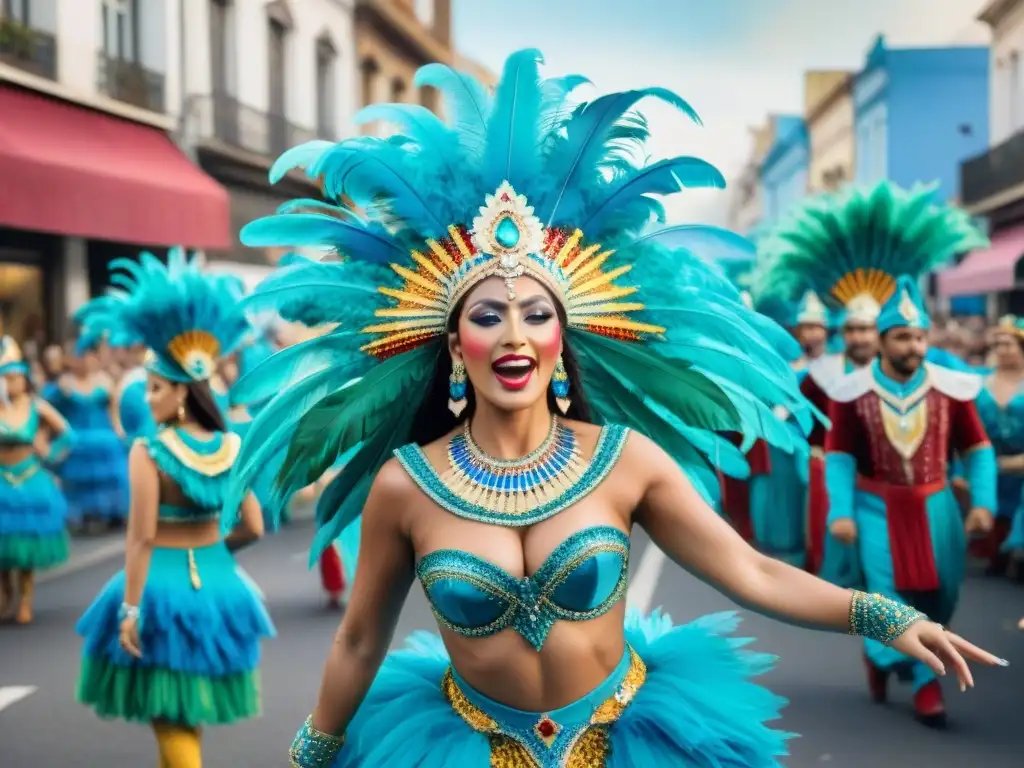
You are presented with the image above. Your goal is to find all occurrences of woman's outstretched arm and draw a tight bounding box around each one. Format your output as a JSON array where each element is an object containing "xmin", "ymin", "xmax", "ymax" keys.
[
  {"xmin": 627, "ymin": 432, "xmax": 1005, "ymax": 688},
  {"xmin": 305, "ymin": 459, "xmax": 416, "ymax": 739}
]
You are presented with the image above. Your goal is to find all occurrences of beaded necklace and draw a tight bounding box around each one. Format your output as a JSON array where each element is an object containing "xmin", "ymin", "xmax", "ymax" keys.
[{"xmin": 440, "ymin": 417, "xmax": 588, "ymax": 518}]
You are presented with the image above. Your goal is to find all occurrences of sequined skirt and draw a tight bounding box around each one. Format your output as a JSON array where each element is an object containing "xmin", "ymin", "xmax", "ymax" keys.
[{"xmin": 331, "ymin": 610, "xmax": 792, "ymax": 767}]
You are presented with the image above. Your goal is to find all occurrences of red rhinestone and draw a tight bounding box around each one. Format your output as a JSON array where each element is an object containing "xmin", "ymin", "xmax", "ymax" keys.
[{"xmin": 537, "ymin": 719, "xmax": 555, "ymax": 737}]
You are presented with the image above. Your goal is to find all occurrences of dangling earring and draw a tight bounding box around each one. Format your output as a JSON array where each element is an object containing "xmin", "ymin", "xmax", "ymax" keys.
[
  {"xmin": 448, "ymin": 360, "xmax": 467, "ymax": 418},
  {"xmin": 552, "ymin": 357, "xmax": 571, "ymax": 415},
  {"xmin": 176, "ymin": 401, "xmax": 186, "ymax": 424}
]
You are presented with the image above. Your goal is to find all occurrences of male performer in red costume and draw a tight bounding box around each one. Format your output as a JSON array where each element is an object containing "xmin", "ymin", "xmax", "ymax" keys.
[{"xmin": 825, "ymin": 276, "xmax": 995, "ymax": 727}]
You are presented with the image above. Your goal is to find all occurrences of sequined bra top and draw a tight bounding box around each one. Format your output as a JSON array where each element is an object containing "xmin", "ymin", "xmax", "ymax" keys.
[
  {"xmin": 141, "ymin": 427, "xmax": 242, "ymax": 523},
  {"xmin": 0, "ymin": 402, "xmax": 38, "ymax": 446},
  {"xmin": 397, "ymin": 422, "xmax": 633, "ymax": 650},
  {"xmin": 417, "ymin": 526, "xmax": 630, "ymax": 650}
]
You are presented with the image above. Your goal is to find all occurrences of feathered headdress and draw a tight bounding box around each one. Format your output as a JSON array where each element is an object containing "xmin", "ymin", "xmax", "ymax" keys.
[
  {"xmin": 110, "ymin": 249, "xmax": 250, "ymax": 383},
  {"xmin": 0, "ymin": 336, "xmax": 29, "ymax": 376},
  {"xmin": 755, "ymin": 181, "xmax": 988, "ymax": 324},
  {"xmin": 228, "ymin": 49, "xmax": 821, "ymax": 558}
]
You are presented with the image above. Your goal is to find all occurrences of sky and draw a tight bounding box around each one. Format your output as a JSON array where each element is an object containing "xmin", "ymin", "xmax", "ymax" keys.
[{"xmin": 438, "ymin": 0, "xmax": 992, "ymax": 224}]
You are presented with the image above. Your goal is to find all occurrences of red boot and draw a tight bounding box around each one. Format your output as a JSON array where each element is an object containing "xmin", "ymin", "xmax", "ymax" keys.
[
  {"xmin": 319, "ymin": 545, "xmax": 346, "ymax": 609},
  {"xmin": 913, "ymin": 680, "xmax": 947, "ymax": 728},
  {"xmin": 864, "ymin": 656, "xmax": 888, "ymax": 703}
]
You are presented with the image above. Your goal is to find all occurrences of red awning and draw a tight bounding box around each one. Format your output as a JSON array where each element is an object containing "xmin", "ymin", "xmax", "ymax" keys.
[
  {"xmin": 936, "ymin": 224, "xmax": 1024, "ymax": 297},
  {"xmin": 0, "ymin": 86, "xmax": 230, "ymax": 249}
]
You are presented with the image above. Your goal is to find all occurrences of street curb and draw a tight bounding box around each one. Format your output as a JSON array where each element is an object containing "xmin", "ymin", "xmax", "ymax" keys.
[{"xmin": 38, "ymin": 540, "xmax": 125, "ymax": 584}]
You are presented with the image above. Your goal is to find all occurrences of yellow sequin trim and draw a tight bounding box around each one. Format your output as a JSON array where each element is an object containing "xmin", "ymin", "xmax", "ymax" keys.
[
  {"xmin": 155, "ymin": 430, "xmax": 241, "ymax": 476},
  {"xmin": 442, "ymin": 647, "xmax": 647, "ymax": 767}
]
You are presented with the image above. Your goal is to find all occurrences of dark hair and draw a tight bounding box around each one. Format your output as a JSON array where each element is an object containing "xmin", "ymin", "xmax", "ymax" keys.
[
  {"xmin": 407, "ymin": 295, "xmax": 592, "ymax": 446},
  {"xmin": 184, "ymin": 379, "xmax": 227, "ymax": 433}
]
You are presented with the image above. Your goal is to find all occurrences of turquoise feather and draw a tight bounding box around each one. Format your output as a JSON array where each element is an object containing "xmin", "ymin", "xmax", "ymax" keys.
[
  {"xmin": 228, "ymin": 49, "xmax": 819, "ymax": 564},
  {"xmin": 755, "ymin": 181, "xmax": 988, "ymax": 304}
]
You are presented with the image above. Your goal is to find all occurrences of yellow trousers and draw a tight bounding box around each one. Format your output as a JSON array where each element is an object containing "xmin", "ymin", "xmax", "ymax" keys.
[{"xmin": 153, "ymin": 722, "xmax": 202, "ymax": 768}]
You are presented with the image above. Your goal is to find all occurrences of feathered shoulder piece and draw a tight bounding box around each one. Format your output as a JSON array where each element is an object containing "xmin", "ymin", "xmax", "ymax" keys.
[
  {"xmin": 113, "ymin": 248, "xmax": 250, "ymax": 383},
  {"xmin": 227, "ymin": 49, "xmax": 822, "ymax": 558},
  {"xmin": 755, "ymin": 181, "xmax": 988, "ymax": 323}
]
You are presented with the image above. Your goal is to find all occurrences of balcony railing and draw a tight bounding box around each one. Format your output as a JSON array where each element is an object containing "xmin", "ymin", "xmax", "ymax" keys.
[
  {"xmin": 0, "ymin": 18, "xmax": 56, "ymax": 79},
  {"xmin": 961, "ymin": 128, "xmax": 1024, "ymax": 208},
  {"xmin": 196, "ymin": 91, "xmax": 321, "ymax": 159},
  {"xmin": 97, "ymin": 53, "xmax": 166, "ymax": 113}
]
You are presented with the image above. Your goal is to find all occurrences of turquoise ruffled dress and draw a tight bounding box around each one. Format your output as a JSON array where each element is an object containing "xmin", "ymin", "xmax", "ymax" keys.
[
  {"xmin": 43, "ymin": 382, "xmax": 128, "ymax": 523},
  {"xmin": 0, "ymin": 401, "xmax": 72, "ymax": 570},
  {"xmin": 75, "ymin": 427, "xmax": 275, "ymax": 726}
]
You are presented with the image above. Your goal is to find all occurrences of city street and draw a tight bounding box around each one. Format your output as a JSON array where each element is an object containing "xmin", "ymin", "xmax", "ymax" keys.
[{"xmin": 1, "ymin": 520, "xmax": 1021, "ymax": 767}]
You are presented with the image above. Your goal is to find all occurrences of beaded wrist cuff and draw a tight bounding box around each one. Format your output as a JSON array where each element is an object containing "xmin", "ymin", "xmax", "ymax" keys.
[
  {"xmin": 289, "ymin": 716, "xmax": 346, "ymax": 768},
  {"xmin": 848, "ymin": 590, "xmax": 926, "ymax": 646},
  {"xmin": 117, "ymin": 602, "xmax": 140, "ymax": 623}
]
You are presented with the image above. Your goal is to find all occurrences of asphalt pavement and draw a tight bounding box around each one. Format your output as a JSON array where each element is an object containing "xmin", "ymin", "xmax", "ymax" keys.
[{"xmin": 1, "ymin": 521, "xmax": 1021, "ymax": 767}]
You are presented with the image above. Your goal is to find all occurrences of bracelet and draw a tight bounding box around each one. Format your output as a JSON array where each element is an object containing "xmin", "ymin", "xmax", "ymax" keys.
[
  {"xmin": 848, "ymin": 590, "xmax": 926, "ymax": 646},
  {"xmin": 289, "ymin": 715, "xmax": 346, "ymax": 768},
  {"xmin": 117, "ymin": 602, "xmax": 141, "ymax": 623}
]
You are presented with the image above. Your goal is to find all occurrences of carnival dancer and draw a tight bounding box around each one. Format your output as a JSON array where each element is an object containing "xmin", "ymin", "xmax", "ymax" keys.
[
  {"xmin": 44, "ymin": 332, "xmax": 129, "ymax": 529},
  {"xmin": 971, "ymin": 315, "xmax": 1024, "ymax": 573},
  {"xmin": 746, "ymin": 291, "xmax": 829, "ymax": 567},
  {"xmin": 75, "ymin": 250, "xmax": 275, "ymax": 768},
  {"xmin": 755, "ymin": 182, "xmax": 988, "ymax": 587},
  {"xmin": 825, "ymin": 275, "xmax": 997, "ymax": 727},
  {"xmin": 0, "ymin": 336, "xmax": 75, "ymax": 624},
  {"xmin": 225, "ymin": 50, "xmax": 1002, "ymax": 767}
]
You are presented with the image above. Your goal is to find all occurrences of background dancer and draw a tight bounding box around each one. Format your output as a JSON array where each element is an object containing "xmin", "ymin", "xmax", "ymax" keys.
[
  {"xmin": 75, "ymin": 250, "xmax": 275, "ymax": 768},
  {"xmin": 826, "ymin": 274, "xmax": 997, "ymax": 728},
  {"xmin": 0, "ymin": 335, "xmax": 74, "ymax": 624}
]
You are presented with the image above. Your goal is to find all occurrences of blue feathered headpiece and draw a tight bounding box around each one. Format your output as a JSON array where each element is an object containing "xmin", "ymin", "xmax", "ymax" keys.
[
  {"xmin": 228, "ymin": 49, "xmax": 822, "ymax": 558},
  {"xmin": 877, "ymin": 275, "xmax": 930, "ymax": 334},
  {"xmin": 755, "ymin": 181, "xmax": 987, "ymax": 325},
  {"xmin": 0, "ymin": 336, "xmax": 29, "ymax": 377},
  {"xmin": 111, "ymin": 249, "xmax": 250, "ymax": 383}
]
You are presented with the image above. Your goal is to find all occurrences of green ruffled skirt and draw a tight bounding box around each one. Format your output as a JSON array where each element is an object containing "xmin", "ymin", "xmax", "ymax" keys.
[
  {"xmin": 0, "ymin": 531, "xmax": 70, "ymax": 570},
  {"xmin": 75, "ymin": 542, "xmax": 275, "ymax": 726}
]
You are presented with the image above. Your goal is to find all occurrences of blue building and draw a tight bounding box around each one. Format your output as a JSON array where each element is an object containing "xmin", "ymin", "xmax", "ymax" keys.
[
  {"xmin": 853, "ymin": 35, "xmax": 990, "ymax": 200},
  {"xmin": 759, "ymin": 115, "xmax": 809, "ymax": 228}
]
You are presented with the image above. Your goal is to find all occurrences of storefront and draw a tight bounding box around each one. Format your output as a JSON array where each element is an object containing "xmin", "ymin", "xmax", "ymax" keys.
[{"xmin": 0, "ymin": 84, "xmax": 232, "ymax": 343}]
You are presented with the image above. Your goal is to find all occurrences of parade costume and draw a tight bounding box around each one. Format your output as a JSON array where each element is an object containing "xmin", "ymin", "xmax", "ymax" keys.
[
  {"xmin": 74, "ymin": 293, "xmax": 156, "ymax": 445},
  {"xmin": 744, "ymin": 291, "xmax": 828, "ymax": 567},
  {"xmin": 223, "ymin": 50, "xmax": 930, "ymax": 766},
  {"xmin": 45, "ymin": 331, "xmax": 129, "ymax": 525},
  {"xmin": 755, "ymin": 182, "xmax": 989, "ymax": 586},
  {"xmin": 825, "ymin": 275, "xmax": 995, "ymax": 723},
  {"xmin": 970, "ymin": 317, "xmax": 1024, "ymax": 563},
  {"xmin": 76, "ymin": 250, "xmax": 275, "ymax": 764},
  {"xmin": 0, "ymin": 336, "xmax": 74, "ymax": 623}
]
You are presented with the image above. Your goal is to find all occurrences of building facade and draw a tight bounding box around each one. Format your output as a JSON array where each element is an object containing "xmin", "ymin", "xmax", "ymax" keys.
[
  {"xmin": 852, "ymin": 35, "xmax": 990, "ymax": 200},
  {"xmin": 806, "ymin": 71, "xmax": 855, "ymax": 194},
  {"xmin": 727, "ymin": 121, "xmax": 775, "ymax": 238},
  {"xmin": 759, "ymin": 115, "xmax": 808, "ymax": 229},
  {"xmin": 0, "ymin": 0, "xmax": 229, "ymax": 346},
  {"xmin": 942, "ymin": 0, "xmax": 1024, "ymax": 311},
  {"xmin": 178, "ymin": 0, "xmax": 358, "ymax": 277}
]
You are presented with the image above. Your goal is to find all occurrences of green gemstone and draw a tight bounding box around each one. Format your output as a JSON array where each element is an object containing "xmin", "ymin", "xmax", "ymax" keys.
[{"xmin": 494, "ymin": 217, "xmax": 521, "ymax": 248}]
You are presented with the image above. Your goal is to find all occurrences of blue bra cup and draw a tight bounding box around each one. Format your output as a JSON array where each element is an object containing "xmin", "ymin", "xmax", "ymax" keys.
[{"xmin": 416, "ymin": 526, "xmax": 629, "ymax": 651}]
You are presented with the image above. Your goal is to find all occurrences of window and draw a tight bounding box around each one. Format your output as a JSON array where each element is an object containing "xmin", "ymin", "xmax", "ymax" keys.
[
  {"xmin": 209, "ymin": 0, "xmax": 233, "ymax": 96},
  {"xmin": 1011, "ymin": 51, "xmax": 1023, "ymax": 133},
  {"xmin": 268, "ymin": 19, "xmax": 287, "ymax": 115},
  {"xmin": 315, "ymin": 37, "xmax": 336, "ymax": 138},
  {"xmin": 2, "ymin": 0, "xmax": 30, "ymax": 24},
  {"xmin": 101, "ymin": 0, "xmax": 139, "ymax": 62},
  {"xmin": 360, "ymin": 57, "xmax": 378, "ymax": 107},
  {"xmin": 391, "ymin": 77, "xmax": 407, "ymax": 103}
]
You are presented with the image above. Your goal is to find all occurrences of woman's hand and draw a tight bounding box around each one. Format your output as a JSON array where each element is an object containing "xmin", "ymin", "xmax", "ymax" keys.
[
  {"xmin": 890, "ymin": 621, "xmax": 1006, "ymax": 691},
  {"xmin": 119, "ymin": 616, "xmax": 142, "ymax": 658}
]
